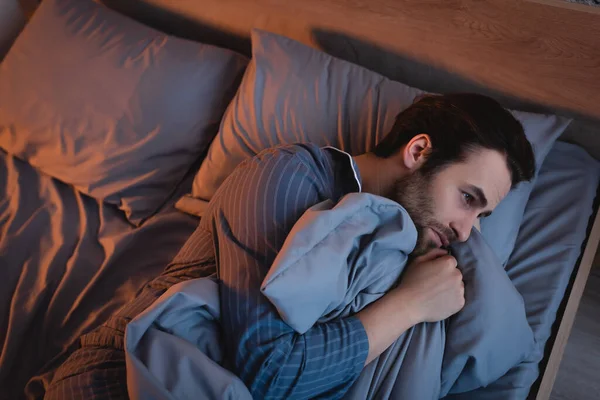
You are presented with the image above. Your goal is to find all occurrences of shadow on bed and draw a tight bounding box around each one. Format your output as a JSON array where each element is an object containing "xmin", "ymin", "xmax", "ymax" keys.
[{"xmin": 101, "ymin": 0, "xmax": 252, "ymax": 56}]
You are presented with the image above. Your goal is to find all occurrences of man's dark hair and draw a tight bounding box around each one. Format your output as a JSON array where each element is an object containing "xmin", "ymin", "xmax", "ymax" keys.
[{"xmin": 372, "ymin": 93, "xmax": 535, "ymax": 188}]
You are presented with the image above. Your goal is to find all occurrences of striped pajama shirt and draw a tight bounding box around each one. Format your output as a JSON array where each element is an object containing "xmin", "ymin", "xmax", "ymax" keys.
[{"xmin": 46, "ymin": 143, "xmax": 369, "ymax": 399}]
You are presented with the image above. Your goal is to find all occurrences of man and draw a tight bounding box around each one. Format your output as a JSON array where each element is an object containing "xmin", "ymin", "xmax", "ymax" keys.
[{"xmin": 47, "ymin": 93, "xmax": 535, "ymax": 399}]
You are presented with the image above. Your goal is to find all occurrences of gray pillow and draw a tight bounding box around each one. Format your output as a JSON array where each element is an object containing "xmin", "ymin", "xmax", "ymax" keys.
[
  {"xmin": 180, "ymin": 29, "xmax": 571, "ymax": 264},
  {"xmin": 442, "ymin": 227, "xmax": 535, "ymax": 396},
  {"xmin": 479, "ymin": 112, "xmax": 571, "ymax": 266},
  {"xmin": 0, "ymin": 0, "xmax": 248, "ymax": 225},
  {"xmin": 177, "ymin": 29, "xmax": 425, "ymax": 217},
  {"xmin": 0, "ymin": 0, "xmax": 25, "ymax": 61}
]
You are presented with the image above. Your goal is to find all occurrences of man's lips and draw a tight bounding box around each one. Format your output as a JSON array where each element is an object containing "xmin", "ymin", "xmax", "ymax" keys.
[
  {"xmin": 433, "ymin": 229, "xmax": 450, "ymax": 247},
  {"xmin": 429, "ymin": 229, "xmax": 442, "ymax": 248}
]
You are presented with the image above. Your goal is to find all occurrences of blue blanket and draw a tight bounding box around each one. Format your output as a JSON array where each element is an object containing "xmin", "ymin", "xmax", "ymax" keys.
[{"xmin": 125, "ymin": 193, "xmax": 534, "ymax": 399}]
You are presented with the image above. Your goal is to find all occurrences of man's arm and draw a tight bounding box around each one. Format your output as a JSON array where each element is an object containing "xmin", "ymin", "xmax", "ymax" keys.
[
  {"xmin": 207, "ymin": 144, "xmax": 467, "ymax": 399},
  {"xmin": 201, "ymin": 145, "xmax": 370, "ymax": 399},
  {"xmin": 356, "ymin": 248, "xmax": 465, "ymax": 365}
]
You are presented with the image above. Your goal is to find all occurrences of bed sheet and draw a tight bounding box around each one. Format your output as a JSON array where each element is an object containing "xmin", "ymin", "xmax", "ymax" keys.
[
  {"xmin": 446, "ymin": 140, "xmax": 600, "ymax": 399},
  {"xmin": 1, "ymin": 138, "xmax": 598, "ymax": 399},
  {"xmin": 0, "ymin": 149, "xmax": 199, "ymax": 399}
]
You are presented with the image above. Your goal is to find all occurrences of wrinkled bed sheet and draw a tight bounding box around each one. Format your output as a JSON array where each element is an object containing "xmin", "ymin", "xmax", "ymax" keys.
[{"xmin": 0, "ymin": 149, "xmax": 198, "ymax": 399}]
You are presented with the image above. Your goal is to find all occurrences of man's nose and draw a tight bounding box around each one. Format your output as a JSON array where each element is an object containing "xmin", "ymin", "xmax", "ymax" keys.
[{"xmin": 451, "ymin": 215, "xmax": 477, "ymax": 242}]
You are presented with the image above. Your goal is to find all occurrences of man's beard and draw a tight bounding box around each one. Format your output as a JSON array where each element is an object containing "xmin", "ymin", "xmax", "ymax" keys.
[{"xmin": 390, "ymin": 170, "xmax": 455, "ymax": 257}]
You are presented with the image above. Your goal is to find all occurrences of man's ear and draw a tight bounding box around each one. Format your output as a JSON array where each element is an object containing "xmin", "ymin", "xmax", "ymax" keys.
[{"xmin": 402, "ymin": 134, "xmax": 432, "ymax": 170}]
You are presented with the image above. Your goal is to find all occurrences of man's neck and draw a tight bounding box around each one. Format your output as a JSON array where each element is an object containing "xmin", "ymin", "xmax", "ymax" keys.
[{"xmin": 353, "ymin": 152, "xmax": 407, "ymax": 197}]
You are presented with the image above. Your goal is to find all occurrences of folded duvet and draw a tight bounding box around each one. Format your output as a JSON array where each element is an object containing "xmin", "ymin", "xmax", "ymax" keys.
[{"xmin": 125, "ymin": 193, "xmax": 534, "ymax": 399}]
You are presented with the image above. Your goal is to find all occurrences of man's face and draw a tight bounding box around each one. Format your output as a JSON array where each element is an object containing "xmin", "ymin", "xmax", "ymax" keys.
[{"xmin": 393, "ymin": 148, "xmax": 512, "ymax": 256}]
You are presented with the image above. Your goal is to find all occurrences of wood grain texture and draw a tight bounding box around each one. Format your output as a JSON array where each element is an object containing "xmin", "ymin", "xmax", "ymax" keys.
[
  {"xmin": 537, "ymin": 211, "xmax": 600, "ymax": 399},
  {"xmin": 106, "ymin": 0, "xmax": 600, "ymax": 120}
]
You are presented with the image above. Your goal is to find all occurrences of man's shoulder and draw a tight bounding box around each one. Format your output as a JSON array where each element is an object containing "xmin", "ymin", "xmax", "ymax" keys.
[
  {"xmin": 245, "ymin": 143, "xmax": 332, "ymax": 174},
  {"xmin": 255, "ymin": 143, "xmax": 326, "ymax": 162}
]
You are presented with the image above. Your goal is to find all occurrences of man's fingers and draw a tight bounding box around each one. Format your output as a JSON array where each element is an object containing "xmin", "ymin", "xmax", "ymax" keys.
[{"xmin": 414, "ymin": 248, "xmax": 448, "ymax": 263}]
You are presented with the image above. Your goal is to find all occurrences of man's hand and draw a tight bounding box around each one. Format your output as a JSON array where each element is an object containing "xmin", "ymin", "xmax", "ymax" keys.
[
  {"xmin": 356, "ymin": 248, "xmax": 465, "ymax": 365},
  {"xmin": 396, "ymin": 248, "xmax": 465, "ymax": 324}
]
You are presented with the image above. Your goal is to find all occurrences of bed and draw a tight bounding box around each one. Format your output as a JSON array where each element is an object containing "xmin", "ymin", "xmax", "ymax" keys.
[
  {"xmin": 1, "ymin": 0, "xmax": 599, "ymax": 399},
  {"xmin": 0, "ymin": 149, "xmax": 200, "ymax": 398}
]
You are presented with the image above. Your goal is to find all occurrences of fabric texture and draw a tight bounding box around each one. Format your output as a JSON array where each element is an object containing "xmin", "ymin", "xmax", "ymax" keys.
[
  {"xmin": 42, "ymin": 140, "xmax": 599, "ymax": 400},
  {"xmin": 260, "ymin": 189, "xmax": 534, "ymax": 397},
  {"xmin": 199, "ymin": 143, "xmax": 370, "ymax": 399},
  {"xmin": 445, "ymin": 140, "xmax": 600, "ymax": 399},
  {"xmin": 47, "ymin": 240, "xmax": 217, "ymax": 400},
  {"xmin": 49, "ymin": 143, "xmax": 370, "ymax": 400},
  {"xmin": 0, "ymin": 146, "xmax": 200, "ymax": 399},
  {"xmin": 184, "ymin": 29, "xmax": 423, "ymax": 207},
  {"xmin": 443, "ymin": 228, "xmax": 535, "ymax": 394},
  {"xmin": 479, "ymin": 113, "xmax": 571, "ymax": 266},
  {"xmin": 125, "ymin": 279, "xmax": 254, "ymax": 400},
  {"xmin": 0, "ymin": 0, "xmax": 248, "ymax": 225},
  {"xmin": 0, "ymin": 0, "xmax": 25, "ymax": 60},
  {"xmin": 182, "ymin": 29, "xmax": 571, "ymax": 266},
  {"xmin": 124, "ymin": 192, "xmax": 535, "ymax": 399},
  {"xmin": 261, "ymin": 193, "xmax": 417, "ymax": 334},
  {"xmin": 347, "ymin": 321, "xmax": 446, "ymax": 400}
]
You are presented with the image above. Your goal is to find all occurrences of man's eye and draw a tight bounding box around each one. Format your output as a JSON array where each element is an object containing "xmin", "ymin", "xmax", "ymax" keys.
[{"xmin": 462, "ymin": 192, "xmax": 473, "ymax": 205}]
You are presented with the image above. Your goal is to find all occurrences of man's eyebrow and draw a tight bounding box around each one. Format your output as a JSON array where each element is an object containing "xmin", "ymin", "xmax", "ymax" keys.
[
  {"xmin": 467, "ymin": 184, "xmax": 488, "ymax": 209},
  {"xmin": 467, "ymin": 185, "xmax": 493, "ymax": 218}
]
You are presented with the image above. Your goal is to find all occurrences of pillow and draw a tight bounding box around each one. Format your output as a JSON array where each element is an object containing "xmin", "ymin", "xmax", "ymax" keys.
[
  {"xmin": 441, "ymin": 227, "xmax": 535, "ymax": 396},
  {"xmin": 179, "ymin": 29, "xmax": 571, "ymax": 264},
  {"xmin": 442, "ymin": 143, "xmax": 600, "ymax": 399},
  {"xmin": 175, "ymin": 29, "xmax": 425, "ymax": 216},
  {"xmin": 0, "ymin": 0, "xmax": 248, "ymax": 225},
  {"xmin": 478, "ymin": 112, "xmax": 571, "ymax": 266},
  {"xmin": 0, "ymin": 0, "xmax": 25, "ymax": 60}
]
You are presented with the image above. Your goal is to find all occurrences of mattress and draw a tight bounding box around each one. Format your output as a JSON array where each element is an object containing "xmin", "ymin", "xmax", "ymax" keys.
[{"xmin": 0, "ymin": 149, "xmax": 199, "ymax": 399}]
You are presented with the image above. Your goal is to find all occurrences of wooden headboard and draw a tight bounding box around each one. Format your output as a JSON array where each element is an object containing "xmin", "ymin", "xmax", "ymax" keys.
[
  {"xmin": 95, "ymin": 0, "xmax": 599, "ymax": 116},
  {"xmin": 98, "ymin": 0, "xmax": 600, "ymax": 156}
]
